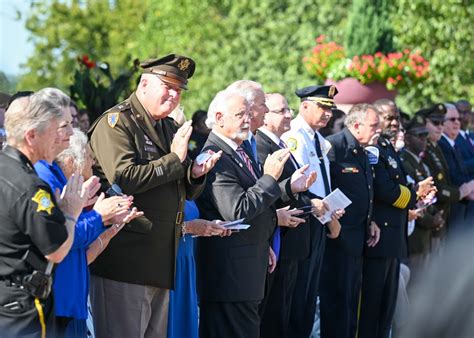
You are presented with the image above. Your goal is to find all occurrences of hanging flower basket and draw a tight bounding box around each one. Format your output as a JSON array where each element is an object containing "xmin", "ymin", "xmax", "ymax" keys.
[{"xmin": 325, "ymin": 78, "xmax": 397, "ymax": 104}]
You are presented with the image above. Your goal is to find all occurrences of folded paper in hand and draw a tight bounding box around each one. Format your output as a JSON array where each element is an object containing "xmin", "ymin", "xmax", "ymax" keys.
[
  {"xmin": 223, "ymin": 218, "xmax": 251, "ymax": 230},
  {"xmin": 316, "ymin": 188, "xmax": 352, "ymax": 224}
]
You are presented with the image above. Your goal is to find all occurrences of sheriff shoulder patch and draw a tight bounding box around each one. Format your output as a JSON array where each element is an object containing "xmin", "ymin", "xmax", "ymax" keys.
[
  {"xmin": 32, "ymin": 189, "xmax": 55, "ymax": 215},
  {"xmin": 287, "ymin": 138, "xmax": 298, "ymax": 151},
  {"xmin": 107, "ymin": 112, "xmax": 119, "ymax": 128}
]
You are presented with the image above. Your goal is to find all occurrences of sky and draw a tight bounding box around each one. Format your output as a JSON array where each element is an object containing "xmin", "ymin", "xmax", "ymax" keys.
[{"xmin": 0, "ymin": 0, "xmax": 33, "ymax": 76}]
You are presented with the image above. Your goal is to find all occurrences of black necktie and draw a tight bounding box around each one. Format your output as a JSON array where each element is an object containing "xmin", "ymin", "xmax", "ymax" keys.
[
  {"xmin": 154, "ymin": 119, "xmax": 167, "ymax": 148},
  {"xmin": 314, "ymin": 135, "xmax": 330, "ymax": 196}
]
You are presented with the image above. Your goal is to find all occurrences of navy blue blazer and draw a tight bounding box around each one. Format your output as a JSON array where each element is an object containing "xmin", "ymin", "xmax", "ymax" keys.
[
  {"xmin": 326, "ymin": 128, "xmax": 374, "ymax": 257},
  {"xmin": 438, "ymin": 136, "xmax": 470, "ymax": 187},
  {"xmin": 455, "ymin": 133, "xmax": 474, "ymax": 178}
]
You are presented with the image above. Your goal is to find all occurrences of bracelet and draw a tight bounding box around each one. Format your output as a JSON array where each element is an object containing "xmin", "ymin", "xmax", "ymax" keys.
[
  {"xmin": 64, "ymin": 214, "xmax": 77, "ymax": 223},
  {"xmin": 97, "ymin": 237, "xmax": 104, "ymax": 250},
  {"xmin": 181, "ymin": 222, "xmax": 187, "ymax": 237}
]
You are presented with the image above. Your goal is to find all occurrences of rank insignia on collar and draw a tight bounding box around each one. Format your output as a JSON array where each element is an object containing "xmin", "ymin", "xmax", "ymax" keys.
[
  {"xmin": 32, "ymin": 189, "xmax": 55, "ymax": 215},
  {"xmin": 388, "ymin": 156, "xmax": 398, "ymax": 169},
  {"xmin": 437, "ymin": 172, "xmax": 443, "ymax": 180},
  {"xmin": 287, "ymin": 138, "xmax": 298, "ymax": 151},
  {"xmin": 107, "ymin": 113, "xmax": 119, "ymax": 128}
]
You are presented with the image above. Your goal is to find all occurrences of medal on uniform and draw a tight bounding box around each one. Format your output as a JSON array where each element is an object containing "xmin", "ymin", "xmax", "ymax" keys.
[{"xmin": 388, "ymin": 156, "xmax": 398, "ymax": 169}]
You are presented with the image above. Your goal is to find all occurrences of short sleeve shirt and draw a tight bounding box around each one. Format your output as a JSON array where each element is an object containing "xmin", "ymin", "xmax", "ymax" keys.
[{"xmin": 0, "ymin": 146, "xmax": 67, "ymax": 276}]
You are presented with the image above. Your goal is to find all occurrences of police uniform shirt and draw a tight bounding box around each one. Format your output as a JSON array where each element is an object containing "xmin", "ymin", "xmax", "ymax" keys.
[
  {"xmin": 281, "ymin": 114, "xmax": 331, "ymax": 197},
  {"xmin": 0, "ymin": 146, "xmax": 67, "ymax": 276}
]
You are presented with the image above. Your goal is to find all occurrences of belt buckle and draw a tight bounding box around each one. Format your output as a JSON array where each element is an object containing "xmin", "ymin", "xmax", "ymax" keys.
[{"xmin": 175, "ymin": 211, "xmax": 184, "ymax": 225}]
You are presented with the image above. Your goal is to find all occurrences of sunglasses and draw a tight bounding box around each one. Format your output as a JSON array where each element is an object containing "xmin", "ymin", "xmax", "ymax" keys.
[{"xmin": 445, "ymin": 117, "xmax": 461, "ymax": 123}]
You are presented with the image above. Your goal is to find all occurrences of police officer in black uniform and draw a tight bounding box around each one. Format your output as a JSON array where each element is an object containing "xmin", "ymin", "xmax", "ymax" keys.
[
  {"xmin": 0, "ymin": 90, "xmax": 85, "ymax": 337},
  {"xmin": 358, "ymin": 101, "xmax": 436, "ymax": 338}
]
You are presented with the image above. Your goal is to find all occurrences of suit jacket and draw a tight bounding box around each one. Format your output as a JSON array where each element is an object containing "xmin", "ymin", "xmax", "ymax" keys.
[
  {"xmin": 368, "ymin": 137, "xmax": 416, "ymax": 259},
  {"xmin": 88, "ymin": 93, "xmax": 205, "ymax": 289},
  {"xmin": 400, "ymin": 150, "xmax": 438, "ymax": 255},
  {"xmin": 255, "ymin": 129, "xmax": 311, "ymax": 260},
  {"xmin": 326, "ymin": 128, "xmax": 374, "ymax": 257},
  {"xmin": 438, "ymin": 136, "xmax": 470, "ymax": 187},
  {"xmin": 195, "ymin": 132, "xmax": 281, "ymax": 302},
  {"xmin": 455, "ymin": 133, "xmax": 474, "ymax": 178}
]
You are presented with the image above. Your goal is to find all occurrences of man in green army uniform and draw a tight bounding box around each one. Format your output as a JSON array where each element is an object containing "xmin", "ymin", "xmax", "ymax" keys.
[
  {"xmin": 400, "ymin": 116, "xmax": 442, "ymax": 284},
  {"xmin": 88, "ymin": 54, "xmax": 221, "ymax": 337},
  {"xmin": 416, "ymin": 104, "xmax": 473, "ymax": 251}
]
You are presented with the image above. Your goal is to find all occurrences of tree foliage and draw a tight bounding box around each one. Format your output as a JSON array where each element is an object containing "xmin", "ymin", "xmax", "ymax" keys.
[
  {"xmin": 17, "ymin": 0, "xmax": 472, "ymax": 117},
  {"xmin": 18, "ymin": 0, "xmax": 150, "ymax": 92},
  {"xmin": 345, "ymin": 0, "xmax": 395, "ymax": 57},
  {"xmin": 392, "ymin": 1, "xmax": 474, "ymax": 112}
]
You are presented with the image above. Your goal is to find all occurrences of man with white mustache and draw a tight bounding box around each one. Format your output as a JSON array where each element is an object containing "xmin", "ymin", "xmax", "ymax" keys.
[{"xmin": 196, "ymin": 90, "xmax": 290, "ymax": 338}]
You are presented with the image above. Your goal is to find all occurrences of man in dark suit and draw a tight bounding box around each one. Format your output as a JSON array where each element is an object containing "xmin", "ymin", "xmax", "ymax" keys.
[
  {"xmin": 438, "ymin": 103, "xmax": 474, "ymax": 230},
  {"xmin": 320, "ymin": 103, "xmax": 380, "ymax": 338},
  {"xmin": 195, "ymin": 90, "xmax": 291, "ymax": 338},
  {"xmin": 358, "ymin": 103, "xmax": 436, "ymax": 338},
  {"xmin": 454, "ymin": 100, "xmax": 474, "ymax": 178},
  {"xmin": 257, "ymin": 93, "xmax": 323, "ymax": 338}
]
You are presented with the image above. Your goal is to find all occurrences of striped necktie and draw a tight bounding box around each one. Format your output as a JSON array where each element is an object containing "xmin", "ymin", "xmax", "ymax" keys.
[{"xmin": 236, "ymin": 146, "xmax": 258, "ymax": 179}]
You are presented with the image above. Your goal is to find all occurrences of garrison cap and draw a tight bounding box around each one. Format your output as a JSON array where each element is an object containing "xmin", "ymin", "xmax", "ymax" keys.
[
  {"xmin": 415, "ymin": 103, "xmax": 446, "ymax": 122},
  {"xmin": 140, "ymin": 54, "xmax": 196, "ymax": 90},
  {"xmin": 404, "ymin": 114, "xmax": 428, "ymax": 136},
  {"xmin": 296, "ymin": 85, "xmax": 338, "ymax": 108}
]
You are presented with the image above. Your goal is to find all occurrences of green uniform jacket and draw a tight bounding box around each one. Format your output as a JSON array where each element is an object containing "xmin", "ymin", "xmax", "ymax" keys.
[
  {"xmin": 88, "ymin": 92, "xmax": 205, "ymax": 289},
  {"xmin": 422, "ymin": 141, "xmax": 460, "ymax": 238},
  {"xmin": 400, "ymin": 149, "xmax": 438, "ymax": 255}
]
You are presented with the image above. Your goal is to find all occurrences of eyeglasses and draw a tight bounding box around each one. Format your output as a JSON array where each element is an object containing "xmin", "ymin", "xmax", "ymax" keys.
[
  {"xmin": 269, "ymin": 108, "xmax": 294, "ymax": 116},
  {"xmin": 445, "ymin": 117, "xmax": 461, "ymax": 123}
]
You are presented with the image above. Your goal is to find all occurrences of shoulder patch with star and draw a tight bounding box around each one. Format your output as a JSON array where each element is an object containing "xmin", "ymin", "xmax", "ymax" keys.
[{"xmin": 32, "ymin": 189, "xmax": 55, "ymax": 215}]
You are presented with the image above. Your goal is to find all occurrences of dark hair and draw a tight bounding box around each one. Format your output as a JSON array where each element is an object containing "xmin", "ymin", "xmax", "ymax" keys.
[{"xmin": 6, "ymin": 91, "xmax": 34, "ymax": 110}]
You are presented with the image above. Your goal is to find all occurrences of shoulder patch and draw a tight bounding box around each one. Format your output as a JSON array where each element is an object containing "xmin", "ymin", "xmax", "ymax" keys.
[
  {"xmin": 287, "ymin": 137, "xmax": 298, "ymax": 151},
  {"xmin": 32, "ymin": 189, "xmax": 55, "ymax": 215},
  {"xmin": 107, "ymin": 112, "xmax": 119, "ymax": 128}
]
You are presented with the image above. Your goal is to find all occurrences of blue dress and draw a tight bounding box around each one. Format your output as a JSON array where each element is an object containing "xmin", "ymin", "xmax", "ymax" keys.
[
  {"xmin": 34, "ymin": 160, "xmax": 106, "ymax": 336},
  {"xmin": 167, "ymin": 200, "xmax": 199, "ymax": 338}
]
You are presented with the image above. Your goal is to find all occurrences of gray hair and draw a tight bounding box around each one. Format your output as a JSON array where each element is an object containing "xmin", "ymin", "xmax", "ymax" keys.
[
  {"xmin": 226, "ymin": 80, "xmax": 263, "ymax": 107},
  {"xmin": 444, "ymin": 102, "xmax": 457, "ymax": 111},
  {"xmin": 345, "ymin": 103, "xmax": 378, "ymax": 127},
  {"xmin": 206, "ymin": 90, "xmax": 247, "ymax": 129},
  {"xmin": 57, "ymin": 128, "xmax": 88, "ymax": 173},
  {"xmin": 5, "ymin": 88, "xmax": 70, "ymax": 145}
]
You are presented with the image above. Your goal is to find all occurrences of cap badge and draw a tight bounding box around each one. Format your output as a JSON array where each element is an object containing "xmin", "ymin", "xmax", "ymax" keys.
[
  {"xmin": 328, "ymin": 85, "xmax": 336, "ymax": 98},
  {"xmin": 178, "ymin": 59, "xmax": 190, "ymax": 71}
]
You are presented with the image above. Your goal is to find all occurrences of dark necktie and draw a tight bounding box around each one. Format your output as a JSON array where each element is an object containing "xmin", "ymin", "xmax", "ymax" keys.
[
  {"xmin": 236, "ymin": 146, "xmax": 258, "ymax": 180},
  {"xmin": 314, "ymin": 135, "xmax": 331, "ymax": 196},
  {"xmin": 154, "ymin": 119, "xmax": 167, "ymax": 149}
]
